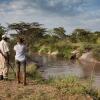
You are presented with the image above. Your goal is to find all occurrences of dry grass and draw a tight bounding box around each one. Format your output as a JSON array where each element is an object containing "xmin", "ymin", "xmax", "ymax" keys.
[
  {"xmin": 0, "ymin": 63, "xmax": 98, "ymax": 100},
  {"xmin": 0, "ymin": 80, "xmax": 94, "ymax": 100}
]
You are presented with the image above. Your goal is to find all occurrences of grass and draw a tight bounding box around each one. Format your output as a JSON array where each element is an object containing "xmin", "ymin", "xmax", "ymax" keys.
[
  {"xmin": 1, "ymin": 63, "xmax": 99, "ymax": 100},
  {"xmin": 25, "ymin": 62, "xmax": 100, "ymax": 99},
  {"xmin": 47, "ymin": 75, "xmax": 99, "ymax": 99},
  {"xmin": 26, "ymin": 64, "xmax": 43, "ymax": 80},
  {"xmin": 48, "ymin": 75, "xmax": 91, "ymax": 94}
]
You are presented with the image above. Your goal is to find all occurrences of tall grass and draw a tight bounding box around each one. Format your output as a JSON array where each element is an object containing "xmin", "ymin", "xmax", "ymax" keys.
[
  {"xmin": 47, "ymin": 75, "xmax": 89, "ymax": 94},
  {"xmin": 46, "ymin": 75, "xmax": 99, "ymax": 99},
  {"xmin": 26, "ymin": 64, "xmax": 43, "ymax": 80}
]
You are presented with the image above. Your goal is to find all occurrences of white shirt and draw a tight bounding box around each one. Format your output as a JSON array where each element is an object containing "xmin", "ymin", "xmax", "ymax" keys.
[
  {"xmin": 0, "ymin": 40, "xmax": 9, "ymax": 55},
  {"xmin": 0, "ymin": 40, "xmax": 9, "ymax": 69},
  {"xmin": 14, "ymin": 43, "xmax": 26, "ymax": 62}
]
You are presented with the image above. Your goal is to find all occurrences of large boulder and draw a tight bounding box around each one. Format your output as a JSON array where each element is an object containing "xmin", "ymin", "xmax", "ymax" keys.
[
  {"xmin": 79, "ymin": 52, "xmax": 98, "ymax": 63},
  {"xmin": 79, "ymin": 52, "xmax": 100, "ymax": 67}
]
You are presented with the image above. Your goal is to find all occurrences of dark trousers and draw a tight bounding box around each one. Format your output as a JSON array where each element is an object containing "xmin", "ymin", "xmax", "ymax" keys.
[{"xmin": 16, "ymin": 60, "xmax": 26, "ymax": 85}]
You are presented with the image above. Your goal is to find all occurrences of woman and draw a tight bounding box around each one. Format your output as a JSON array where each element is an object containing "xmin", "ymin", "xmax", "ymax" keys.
[{"xmin": 14, "ymin": 37, "xmax": 27, "ymax": 85}]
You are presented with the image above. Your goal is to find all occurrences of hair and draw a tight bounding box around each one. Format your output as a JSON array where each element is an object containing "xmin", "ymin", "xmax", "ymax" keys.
[
  {"xmin": 17, "ymin": 37, "xmax": 24, "ymax": 44},
  {"xmin": 2, "ymin": 37, "xmax": 9, "ymax": 41}
]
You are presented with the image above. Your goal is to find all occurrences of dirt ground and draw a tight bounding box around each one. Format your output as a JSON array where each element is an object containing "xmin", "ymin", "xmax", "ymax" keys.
[{"xmin": 0, "ymin": 79, "xmax": 94, "ymax": 100}]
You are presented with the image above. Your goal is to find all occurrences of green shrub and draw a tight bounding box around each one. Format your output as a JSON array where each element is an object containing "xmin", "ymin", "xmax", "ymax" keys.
[
  {"xmin": 26, "ymin": 64, "xmax": 43, "ymax": 81},
  {"xmin": 47, "ymin": 75, "xmax": 98, "ymax": 98},
  {"xmin": 96, "ymin": 37, "xmax": 100, "ymax": 44},
  {"xmin": 57, "ymin": 45, "xmax": 73, "ymax": 59},
  {"xmin": 93, "ymin": 45, "xmax": 100, "ymax": 61}
]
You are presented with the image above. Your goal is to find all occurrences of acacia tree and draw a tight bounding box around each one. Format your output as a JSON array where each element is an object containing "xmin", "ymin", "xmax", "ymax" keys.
[
  {"xmin": 70, "ymin": 29, "xmax": 95, "ymax": 42},
  {"xmin": 8, "ymin": 22, "xmax": 46, "ymax": 51},
  {"xmin": 53, "ymin": 27, "xmax": 67, "ymax": 39}
]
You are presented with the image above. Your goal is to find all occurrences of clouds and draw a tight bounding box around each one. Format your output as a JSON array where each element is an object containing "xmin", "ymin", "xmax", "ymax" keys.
[
  {"xmin": 0, "ymin": 0, "xmax": 100, "ymax": 33},
  {"xmin": 22, "ymin": 0, "xmax": 87, "ymax": 16}
]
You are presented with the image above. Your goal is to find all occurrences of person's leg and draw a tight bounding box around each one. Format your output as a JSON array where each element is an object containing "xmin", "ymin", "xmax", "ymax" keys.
[
  {"xmin": 16, "ymin": 60, "xmax": 21, "ymax": 83},
  {"xmin": 3, "ymin": 61, "xmax": 9, "ymax": 80},
  {"xmin": 0, "ymin": 68, "xmax": 3, "ymax": 80},
  {"xmin": 3, "ymin": 67, "xmax": 8, "ymax": 80},
  {"xmin": 0, "ymin": 56, "xmax": 4, "ymax": 80},
  {"xmin": 22, "ymin": 60, "xmax": 26, "ymax": 85}
]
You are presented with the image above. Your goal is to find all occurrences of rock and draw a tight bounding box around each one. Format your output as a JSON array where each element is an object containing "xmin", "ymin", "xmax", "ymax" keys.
[
  {"xmin": 79, "ymin": 52, "xmax": 94, "ymax": 62},
  {"xmin": 47, "ymin": 51, "xmax": 51, "ymax": 55},
  {"xmin": 51, "ymin": 51, "xmax": 58, "ymax": 56},
  {"xmin": 79, "ymin": 52, "xmax": 100, "ymax": 75},
  {"xmin": 79, "ymin": 52, "xmax": 100, "ymax": 66}
]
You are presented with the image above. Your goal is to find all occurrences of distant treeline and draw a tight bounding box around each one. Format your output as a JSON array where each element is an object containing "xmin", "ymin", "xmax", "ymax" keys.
[{"xmin": 0, "ymin": 22, "xmax": 100, "ymax": 43}]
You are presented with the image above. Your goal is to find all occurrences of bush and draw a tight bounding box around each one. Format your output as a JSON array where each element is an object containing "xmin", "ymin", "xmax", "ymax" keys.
[
  {"xmin": 47, "ymin": 75, "xmax": 99, "ymax": 99},
  {"xmin": 93, "ymin": 45, "xmax": 100, "ymax": 61},
  {"xmin": 48, "ymin": 75, "xmax": 89, "ymax": 94},
  {"xmin": 57, "ymin": 45, "xmax": 73, "ymax": 59},
  {"xmin": 26, "ymin": 64, "xmax": 43, "ymax": 81},
  {"xmin": 96, "ymin": 37, "xmax": 100, "ymax": 44}
]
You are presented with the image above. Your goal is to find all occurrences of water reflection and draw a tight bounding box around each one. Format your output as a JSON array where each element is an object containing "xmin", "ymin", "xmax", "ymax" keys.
[{"xmin": 32, "ymin": 54, "xmax": 100, "ymax": 89}]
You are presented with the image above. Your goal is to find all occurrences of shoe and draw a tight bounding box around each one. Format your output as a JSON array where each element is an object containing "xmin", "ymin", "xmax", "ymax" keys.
[
  {"xmin": 17, "ymin": 81, "xmax": 21, "ymax": 84},
  {"xmin": 23, "ymin": 82, "xmax": 27, "ymax": 86},
  {"xmin": 0, "ymin": 75, "xmax": 3, "ymax": 80},
  {"xmin": 3, "ymin": 78, "xmax": 8, "ymax": 81}
]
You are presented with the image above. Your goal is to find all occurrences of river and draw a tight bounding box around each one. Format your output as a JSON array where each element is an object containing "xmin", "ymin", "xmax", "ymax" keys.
[{"xmin": 32, "ymin": 54, "xmax": 100, "ymax": 89}]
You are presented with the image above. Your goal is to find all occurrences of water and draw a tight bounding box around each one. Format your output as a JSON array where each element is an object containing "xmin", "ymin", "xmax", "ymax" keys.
[{"xmin": 32, "ymin": 54, "xmax": 100, "ymax": 89}]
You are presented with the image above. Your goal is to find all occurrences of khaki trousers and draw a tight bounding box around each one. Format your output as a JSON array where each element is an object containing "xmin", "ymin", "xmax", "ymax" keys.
[{"xmin": 0, "ymin": 55, "xmax": 9, "ymax": 79}]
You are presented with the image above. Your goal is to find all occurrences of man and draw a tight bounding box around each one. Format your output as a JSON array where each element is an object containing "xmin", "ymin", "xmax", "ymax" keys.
[
  {"xmin": 0, "ymin": 34, "xmax": 9, "ymax": 80},
  {"xmin": 14, "ymin": 37, "xmax": 27, "ymax": 85}
]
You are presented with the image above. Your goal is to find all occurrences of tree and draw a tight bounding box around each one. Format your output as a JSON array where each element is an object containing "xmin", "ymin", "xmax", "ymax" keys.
[
  {"xmin": 0, "ymin": 24, "xmax": 6, "ymax": 40},
  {"xmin": 53, "ymin": 27, "xmax": 67, "ymax": 39},
  {"xmin": 70, "ymin": 29, "xmax": 94, "ymax": 42},
  {"xmin": 8, "ymin": 22, "xmax": 46, "ymax": 51}
]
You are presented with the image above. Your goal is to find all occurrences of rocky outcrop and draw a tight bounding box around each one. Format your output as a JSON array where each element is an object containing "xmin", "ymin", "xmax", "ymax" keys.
[
  {"xmin": 79, "ymin": 52, "xmax": 95, "ymax": 62},
  {"xmin": 79, "ymin": 52, "xmax": 100, "ymax": 67}
]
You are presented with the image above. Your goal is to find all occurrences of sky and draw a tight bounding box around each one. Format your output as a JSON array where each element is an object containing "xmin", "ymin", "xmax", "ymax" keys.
[{"xmin": 0, "ymin": 0, "xmax": 100, "ymax": 34}]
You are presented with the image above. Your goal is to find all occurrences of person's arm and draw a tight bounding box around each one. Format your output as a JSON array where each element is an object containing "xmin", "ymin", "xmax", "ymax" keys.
[
  {"xmin": 0, "ymin": 49, "xmax": 10, "ymax": 64},
  {"xmin": 5, "ymin": 52, "xmax": 10, "ymax": 65},
  {"xmin": 3, "ymin": 42, "xmax": 10, "ymax": 64},
  {"xmin": 0, "ymin": 49, "xmax": 6, "ymax": 58},
  {"xmin": 24, "ymin": 45, "xmax": 28, "ymax": 58}
]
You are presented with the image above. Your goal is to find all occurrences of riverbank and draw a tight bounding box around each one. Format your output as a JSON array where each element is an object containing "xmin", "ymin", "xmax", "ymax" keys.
[
  {"xmin": 1, "ymin": 63, "xmax": 99, "ymax": 100},
  {"xmin": 0, "ymin": 80, "xmax": 96, "ymax": 100}
]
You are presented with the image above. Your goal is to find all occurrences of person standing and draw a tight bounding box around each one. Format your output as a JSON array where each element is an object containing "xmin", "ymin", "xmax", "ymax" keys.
[
  {"xmin": 14, "ymin": 37, "xmax": 27, "ymax": 85},
  {"xmin": 0, "ymin": 34, "xmax": 10, "ymax": 80}
]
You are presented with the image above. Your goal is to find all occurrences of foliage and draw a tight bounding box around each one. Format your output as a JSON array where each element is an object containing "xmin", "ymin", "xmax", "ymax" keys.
[
  {"xmin": 47, "ymin": 75, "xmax": 99, "ymax": 99},
  {"xmin": 0, "ymin": 24, "xmax": 6, "ymax": 40},
  {"xmin": 8, "ymin": 22, "xmax": 46, "ymax": 52},
  {"xmin": 93, "ymin": 45, "xmax": 100, "ymax": 61},
  {"xmin": 48, "ymin": 75, "xmax": 88, "ymax": 94},
  {"xmin": 53, "ymin": 27, "xmax": 67, "ymax": 39},
  {"xmin": 57, "ymin": 45, "xmax": 72, "ymax": 59},
  {"xmin": 96, "ymin": 37, "xmax": 100, "ymax": 44},
  {"xmin": 70, "ymin": 29, "xmax": 99, "ymax": 43},
  {"xmin": 26, "ymin": 64, "xmax": 43, "ymax": 81}
]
